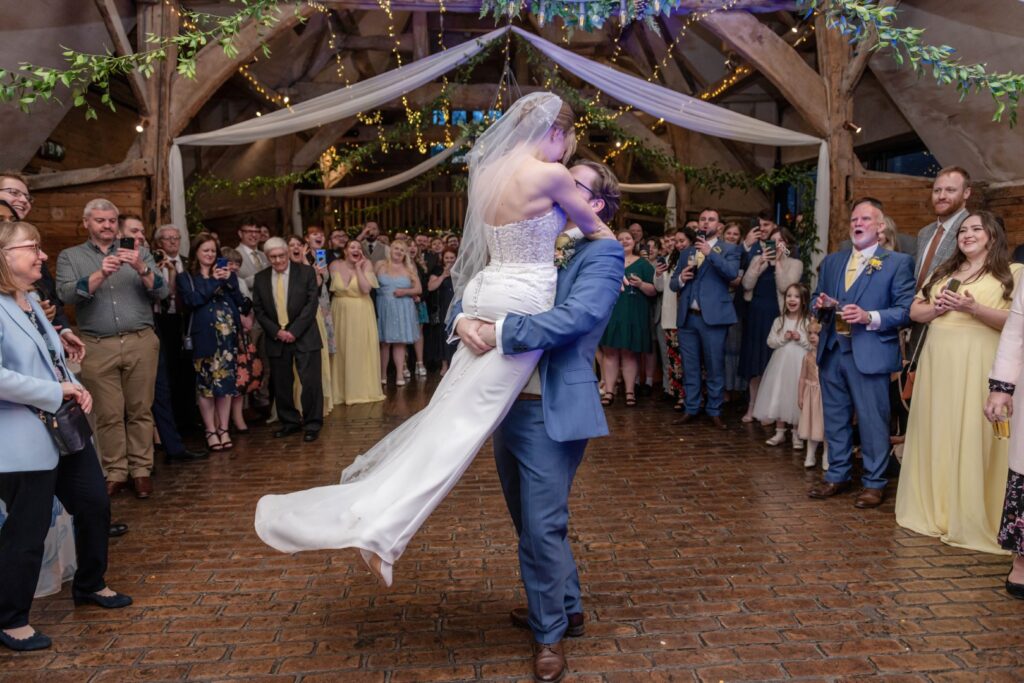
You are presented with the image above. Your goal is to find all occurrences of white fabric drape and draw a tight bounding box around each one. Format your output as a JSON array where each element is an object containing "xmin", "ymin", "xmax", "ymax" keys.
[
  {"xmin": 510, "ymin": 26, "xmax": 829, "ymax": 270},
  {"xmin": 290, "ymin": 138, "xmax": 467, "ymax": 234},
  {"xmin": 171, "ymin": 24, "xmax": 828, "ymax": 265},
  {"xmin": 169, "ymin": 26, "xmax": 509, "ymax": 240}
]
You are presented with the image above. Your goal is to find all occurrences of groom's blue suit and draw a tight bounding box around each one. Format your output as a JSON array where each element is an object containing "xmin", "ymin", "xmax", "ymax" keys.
[
  {"xmin": 453, "ymin": 235, "xmax": 623, "ymax": 644},
  {"xmin": 814, "ymin": 246, "xmax": 914, "ymax": 489}
]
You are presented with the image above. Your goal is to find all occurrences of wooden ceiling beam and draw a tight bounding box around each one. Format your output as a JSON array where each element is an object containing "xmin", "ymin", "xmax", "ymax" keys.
[
  {"xmin": 94, "ymin": 0, "xmax": 150, "ymax": 117},
  {"xmin": 314, "ymin": 0, "xmax": 798, "ymax": 12},
  {"xmin": 702, "ymin": 10, "xmax": 828, "ymax": 137}
]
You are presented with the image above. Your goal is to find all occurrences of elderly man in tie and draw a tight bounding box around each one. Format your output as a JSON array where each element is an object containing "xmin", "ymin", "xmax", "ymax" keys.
[
  {"xmin": 809, "ymin": 198, "xmax": 915, "ymax": 508},
  {"xmin": 252, "ymin": 238, "xmax": 323, "ymax": 442}
]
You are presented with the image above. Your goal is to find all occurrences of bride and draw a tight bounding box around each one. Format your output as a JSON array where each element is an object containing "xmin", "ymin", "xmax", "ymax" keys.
[{"xmin": 254, "ymin": 92, "xmax": 613, "ymax": 586}]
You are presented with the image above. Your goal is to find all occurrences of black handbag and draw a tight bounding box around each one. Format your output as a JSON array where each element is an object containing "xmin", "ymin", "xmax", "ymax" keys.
[{"xmin": 38, "ymin": 399, "xmax": 93, "ymax": 456}]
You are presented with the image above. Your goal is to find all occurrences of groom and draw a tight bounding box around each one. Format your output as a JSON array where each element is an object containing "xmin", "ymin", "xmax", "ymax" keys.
[{"xmin": 455, "ymin": 160, "xmax": 624, "ymax": 682}]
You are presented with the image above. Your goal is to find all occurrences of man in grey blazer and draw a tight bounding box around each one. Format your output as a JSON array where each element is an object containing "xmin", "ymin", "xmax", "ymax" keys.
[{"xmin": 915, "ymin": 166, "xmax": 972, "ymax": 289}]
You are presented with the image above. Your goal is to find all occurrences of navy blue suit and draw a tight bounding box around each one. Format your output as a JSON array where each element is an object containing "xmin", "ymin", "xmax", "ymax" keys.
[
  {"xmin": 813, "ymin": 247, "xmax": 914, "ymax": 489},
  {"xmin": 670, "ymin": 241, "xmax": 741, "ymax": 416},
  {"xmin": 451, "ymin": 236, "xmax": 623, "ymax": 643}
]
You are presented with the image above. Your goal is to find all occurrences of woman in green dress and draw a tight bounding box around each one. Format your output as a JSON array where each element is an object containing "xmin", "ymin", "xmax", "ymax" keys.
[{"xmin": 599, "ymin": 230, "xmax": 656, "ymax": 406}]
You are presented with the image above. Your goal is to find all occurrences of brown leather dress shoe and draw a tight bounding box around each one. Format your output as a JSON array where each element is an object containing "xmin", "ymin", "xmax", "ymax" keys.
[
  {"xmin": 532, "ymin": 640, "xmax": 566, "ymax": 682},
  {"xmin": 106, "ymin": 480, "xmax": 127, "ymax": 497},
  {"xmin": 709, "ymin": 416, "xmax": 727, "ymax": 429},
  {"xmin": 674, "ymin": 413, "xmax": 697, "ymax": 425},
  {"xmin": 854, "ymin": 487, "xmax": 885, "ymax": 508},
  {"xmin": 510, "ymin": 607, "xmax": 585, "ymax": 637},
  {"xmin": 132, "ymin": 477, "xmax": 153, "ymax": 499},
  {"xmin": 807, "ymin": 480, "xmax": 851, "ymax": 499}
]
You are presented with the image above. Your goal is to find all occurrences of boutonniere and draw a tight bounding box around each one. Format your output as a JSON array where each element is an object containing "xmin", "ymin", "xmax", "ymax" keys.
[
  {"xmin": 554, "ymin": 233, "xmax": 579, "ymax": 269},
  {"xmin": 866, "ymin": 252, "xmax": 888, "ymax": 274},
  {"xmin": 712, "ymin": 245, "xmax": 722, "ymax": 255}
]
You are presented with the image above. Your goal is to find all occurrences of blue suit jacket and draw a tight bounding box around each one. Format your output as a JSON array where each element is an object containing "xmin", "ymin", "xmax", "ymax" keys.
[
  {"xmin": 451, "ymin": 238, "xmax": 625, "ymax": 443},
  {"xmin": 813, "ymin": 247, "xmax": 915, "ymax": 375},
  {"xmin": 669, "ymin": 241, "xmax": 741, "ymax": 327},
  {"xmin": 0, "ymin": 294, "xmax": 74, "ymax": 473}
]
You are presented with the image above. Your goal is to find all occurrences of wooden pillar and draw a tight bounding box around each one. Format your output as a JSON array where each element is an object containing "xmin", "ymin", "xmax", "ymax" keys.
[
  {"xmin": 138, "ymin": 0, "xmax": 177, "ymax": 227},
  {"xmin": 816, "ymin": 13, "xmax": 855, "ymax": 251}
]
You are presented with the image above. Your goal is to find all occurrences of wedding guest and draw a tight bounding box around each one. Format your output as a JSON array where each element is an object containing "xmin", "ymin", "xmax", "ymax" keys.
[
  {"xmin": 327, "ymin": 229, "xmax": 348, "ymax": 263},
  {"xmin": 56, "ymin": 199, "xmax": 167, "ymax": 499},
  {"xmin": 808, "ymin": 198, "xmax": 915, "ymax": 508},
  {"xmin": 407, "ymin": 241, "xmax": 430, "ymax": 379},
  {"xmin": 0, "ymin": 221, "xmax": 131, "ymax": 652},
  {"xmin": 426, "ymin": 248, "xmax": 458, "ymax": 375},
  {"xmin": 446, "ymin": 234, "xmax": 460, "ymax": 250},
  {"xmin": 287, "ymin": 236, "xmax": 334, "ymax": 414},
  {"xmin": 640, "ymin": 238, "xmax": 661, "ymax": 396},
  {"xmin": 152, "ymin": 224, "xmax": 196, "ymax": 434},
  {"xmin": 898, "ymin": 211, "xmax": 1019, "ymax": 553},
  {"xmin": 753, "ymin": 283, "xmax": 812, "ymax": 448},
  {"xmin": 985, "ymin": 250, "xmax": 1024, "ymax": 597},
  {"xmin": 329, "ymin": 240, "xmax": 384, "ymax": 405},
  {"xmin": 916, "ymin": 167, "xmax": 972, "ymax": 289},
  {"xmin": 739, "ymin": 222, "xmax": 803, "ymax": 422},
  {"xmin": 257, "ymin": 223, "xmax": 271, "ymax": 250},
  {"xmin": 670, "ymin": 208, "xmax": 742, "ymax": 427},
  {"xmin": 375, "ymin": 240, "xmax": 421, "ymax": 386},
  {"xmin": 253, "ymin": 238, "xmax": 323, "ymax": 441},
  {"xmin": 178, "ymin": 233, "xmax": 246, "ymax": 452},
  {"xmin": 221, "ymin": 247, "xmax": 262, "ymax": 432},
  {"xmin": 653, "ymin": 228, "xmax": 681, "ymax": 407},
  {"xmin": 599, "ymin": 230, "xmax": 656, "ymax": 407},
  {"xmin": 722, "ymin": 222, "xmax": 747, "ymax": 401},
  {"xmin": 358, "ymin": 221, "xmax": 389, "ymax": 264},
  {"xmin": 0, "ymin": 199, "xmax": 15, "ymax": 221},
  {"xmin": 628, "ymin": 222, "xmax": 644, "ymax": 244},
  {"xmin": 798, "ymin": 321, "xmax": 826, "ymax": 469},
  {"xmin": 236, "ymin": 218, "xmax": 270, "ymax": 408}
]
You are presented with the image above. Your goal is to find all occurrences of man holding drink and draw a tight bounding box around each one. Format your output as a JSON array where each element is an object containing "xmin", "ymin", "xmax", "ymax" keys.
[{"xmin": 809, "ymin": 198, "xmax": 915, "ymax": 508}]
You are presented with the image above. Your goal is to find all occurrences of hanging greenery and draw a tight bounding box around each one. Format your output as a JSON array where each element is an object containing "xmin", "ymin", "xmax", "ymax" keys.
[
  {"xmin": 0, "ymin": 0, "xmax": 300, "ymax": 120},
  {"xmin": 809, "ymin": 0, "xmax": 1022, "ymax": 125}
]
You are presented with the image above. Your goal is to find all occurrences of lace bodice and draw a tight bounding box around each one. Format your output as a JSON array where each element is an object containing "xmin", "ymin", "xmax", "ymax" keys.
[{"xmin": 485, "ymin": 208, "xmax": 566, "ymax": 266}]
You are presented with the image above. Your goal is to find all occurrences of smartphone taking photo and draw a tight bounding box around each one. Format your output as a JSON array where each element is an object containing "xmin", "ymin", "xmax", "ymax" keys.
[{"xmin": 118, "ymin": 237, "xmax": 135, "ymax": 251}]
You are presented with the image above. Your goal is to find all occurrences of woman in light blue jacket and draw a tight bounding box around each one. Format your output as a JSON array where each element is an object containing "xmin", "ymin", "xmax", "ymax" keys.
[{"xmin": 0, "ymin": 222, "xmax": 131, "ymax": 652}]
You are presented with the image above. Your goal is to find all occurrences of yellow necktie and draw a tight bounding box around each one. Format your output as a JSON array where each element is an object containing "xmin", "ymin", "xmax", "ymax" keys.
[
  {"xmin": 275, "ymin": 273, "xmax": 289, "ymax": 327},
  {"xmin": 695, "ymin": 251, "xmax": 705, "ymax": 268},
  {"xmin": 845, "ymin": 251, "xmax": 861, "ymax": 290}
]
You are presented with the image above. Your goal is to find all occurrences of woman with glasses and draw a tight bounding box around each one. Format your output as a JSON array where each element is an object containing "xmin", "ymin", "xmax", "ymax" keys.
[{"xmin": 0, "ymin": 222, "xmax": 131, "ymax": 652}]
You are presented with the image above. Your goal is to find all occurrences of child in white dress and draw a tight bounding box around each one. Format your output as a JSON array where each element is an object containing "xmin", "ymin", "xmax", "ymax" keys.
[{"xmin": 753, "ymin": 283, "xmax": 812, "ymax": 448}]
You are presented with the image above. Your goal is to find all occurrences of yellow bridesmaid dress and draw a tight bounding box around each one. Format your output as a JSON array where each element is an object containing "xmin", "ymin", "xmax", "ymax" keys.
[
  {"xmin": 330, "ymin": 270, "xmax": 385, "ymax": 405},
  {"xmin": 896, "ymin": 265, "xmax": 1022, "ymax": 554}
]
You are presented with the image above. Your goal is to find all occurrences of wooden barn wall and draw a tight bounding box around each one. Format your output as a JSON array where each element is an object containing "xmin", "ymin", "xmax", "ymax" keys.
[
  {"xmin": 31, "ymin": 177, "xmax": 148, "ymax": 257},
  {"xmin": 987, "ymin": 183, "xmax": 1024, "ymax": 248},
  {"xmin": 27, "ymin": 92, "xmax": 138, "ymax": 173}
]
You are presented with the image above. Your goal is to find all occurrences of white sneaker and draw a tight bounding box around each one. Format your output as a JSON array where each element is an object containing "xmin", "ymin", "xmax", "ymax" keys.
[{"xmin": 765, "ymin": 429, "xmax": 787, "ymax": 446}]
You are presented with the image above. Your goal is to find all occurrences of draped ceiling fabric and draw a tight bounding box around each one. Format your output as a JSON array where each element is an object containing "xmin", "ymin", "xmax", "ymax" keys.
[{"xmin": 171, "ymin": 24, "xmax": 827, "ymax": 262}]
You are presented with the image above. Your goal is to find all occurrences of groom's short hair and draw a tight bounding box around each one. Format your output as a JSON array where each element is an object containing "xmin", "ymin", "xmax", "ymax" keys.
[{"xmin": 573, "ymin": 160, "xmax": 621, "ymax": 222}]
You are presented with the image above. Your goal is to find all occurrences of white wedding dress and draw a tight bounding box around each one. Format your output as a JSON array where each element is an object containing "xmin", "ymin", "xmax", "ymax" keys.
[{"xmin": 254, "ymin": 208, "xmax": 565, "ymax": 571}]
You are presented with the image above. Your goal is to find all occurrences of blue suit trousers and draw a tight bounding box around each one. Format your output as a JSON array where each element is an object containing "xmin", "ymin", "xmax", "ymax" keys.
[
  {"xmin": 820, "ymin": 345, "xmax": 892, "ymax": 489},
  {"xmin": 679, "ymin": 312, "xmax": 728, "ymax": 416},
  {"xmin": 493, "ymin": 400, "xmax": 586, "ymax": 644}
]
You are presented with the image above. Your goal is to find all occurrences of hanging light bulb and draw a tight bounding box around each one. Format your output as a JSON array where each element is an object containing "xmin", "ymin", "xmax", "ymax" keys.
[
  {"xmin": 620, "ymin": 0, "xmax": 627, "ymax": 24},
  {"xmin": 653, "ymin": 0, "xmax": 660, "ymax": 12},
  {"xmin": 579, "ymin": 1, "xmax": 585, "ymax": 27},
  {"xmin": 538, "ymin": 0, "xmax": 545, "ymax": 26}
]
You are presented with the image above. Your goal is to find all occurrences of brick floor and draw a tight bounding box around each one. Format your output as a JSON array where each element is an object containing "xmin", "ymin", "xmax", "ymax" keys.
[{"xmin": 3, "ymin": 381, "xmax": 1024, "ymax": 681}]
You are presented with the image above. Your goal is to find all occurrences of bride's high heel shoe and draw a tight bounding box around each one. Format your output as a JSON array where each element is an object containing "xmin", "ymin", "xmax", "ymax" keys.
[{"xmin": 359, "ymin": 549, "xmax": 393, "ymax": 588}]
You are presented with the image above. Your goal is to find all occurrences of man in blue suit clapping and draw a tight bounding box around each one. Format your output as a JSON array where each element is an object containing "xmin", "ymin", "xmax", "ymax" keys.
[
  {"xmin": 809, "ymin": 197, "xmax": 915, "ymax": 508},
  {"xmin": 454, "ymin": 161, "xmax": 624, "ymax": 682},
  {"xmin": 670, "ymin": 208, "xmax": 742, "ymax": 428}
]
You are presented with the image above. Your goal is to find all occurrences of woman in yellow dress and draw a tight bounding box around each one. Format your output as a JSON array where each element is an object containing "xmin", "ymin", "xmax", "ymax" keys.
[
  {"xmin": 897, "ymin": 211, "xmax": 1021, "ymax": 554},
  {"xmin": 329, "ymin": 239, "xmax": 385, "ymax": 405}
]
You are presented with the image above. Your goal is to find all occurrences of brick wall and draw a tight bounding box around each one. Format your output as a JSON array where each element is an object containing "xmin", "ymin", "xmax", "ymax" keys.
[{"xmin": 30, "ymin": 177, "xmax": 148, "ymax": 257}]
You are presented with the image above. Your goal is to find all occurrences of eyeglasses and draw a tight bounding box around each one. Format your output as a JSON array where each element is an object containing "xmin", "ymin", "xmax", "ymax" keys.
[
  {"xmin": 3, "ymin": 242, "xmax": 42, "ymax": 255},
  {"xmin": 0, "ymin": 187, "xmax": 32, "ymax": 203},
  {"xmin": 574, "ymin": 180, "xmax": 596, "ymax": 199}
]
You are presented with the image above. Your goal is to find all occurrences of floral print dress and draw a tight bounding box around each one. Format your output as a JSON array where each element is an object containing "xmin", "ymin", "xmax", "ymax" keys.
[{"xmin": 195, "ymin": 304, "xmax": 239, "ymax": 398}]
